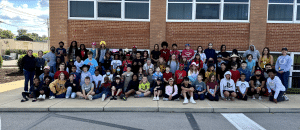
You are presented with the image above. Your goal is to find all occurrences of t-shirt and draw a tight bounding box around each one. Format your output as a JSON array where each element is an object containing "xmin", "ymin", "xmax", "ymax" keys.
[
  {"xmin": 111, "ymin": 60, "xmax": 122, "ymax": 70},
  {"xmin": 230, "ymin": 70, "xmax": 240, "ymax": 83},
  {"xmin": 153, "ymin": 82, "xmax": 163, "ymax": 90},
  {"xmin": 151, "ymin": 50, "xmax": 161, "ymax": 60},
  {"xmin": 163, "ymin": 72, "xmax": 173, "ymax": 82},
  {"xmin": 218, "ymin": 52, "xmax": 230, "ymax": 60},
  {"xmin": 81, "ymin": 83, "xmax": 94, "ymax": 93},
  {"xmin": 127, "ymin": 80, "xmax": 140, "ymax": 91},
  {"xmin": 193, "ymin": 80, "xmax": 206, "ymax": 92},
  {"xmin": 83, "ymin": 58, "xmax": 98, "ymax": 75},
  {"xmin": 56, "ymin": 48, "xmax": 66, "ymax": 62},
  {"xmin": 217, "ymin": 68, "xmax": 227, "ymax": 80},
  {"xmin": 175, "ymin": 70, "xmax": 187, "ymax": 85},
  {"xmin": 236, "ymin": 81, "xmax": 249, "ymax": 94},
  {"xmin": 133, "ymin": 58, "xmax": 144, "ymax": 66},
  {"xmin": 122, "ymin": 60, "xmax": 132, "ymax": 72},
  {"xmin": 74, "ymin": 60, "xmax": 84, "ymax": 73},
  {"xmin": 112, "ymin": 82, "xmax": 123, "ymax": 89},
  {"xmin": 139, "ymin": 82, "xmax": 150, "ymax": 90},
  {"xmin": 250, "ymin": 76, "xmax": 265, "ymax": 88},
  {"xmin": 181, "ymin": 84, "xmax": 193, "ymax": 89},
  {"xmin": 92, "ymin": 74, "xmax": 103, "ymax": 88},
  {"xmin": 206, "ymin": 81, "xmax": 218, "ymax": 94}
]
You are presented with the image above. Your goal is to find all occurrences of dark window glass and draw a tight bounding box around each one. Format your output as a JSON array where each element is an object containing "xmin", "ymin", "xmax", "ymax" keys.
[
  {"xmin": 196, "ymin": 4, "xmax": 219, "ymax": 19},
  {"xmin": 168, "ymin": 3, "xmax": 192, "ymax": 19},
  {"xmin": 70, "ymin": 1, "xmax": 94, "ymax": 18},
  {"xmin": 98, "ymin": 2, "xmax": 121, "ymax": 18},
  {"xmin": 268, "ymin": 4, "xmax": 293, "ymax": 21},
  {"xmin": 125, "ymin": 3, "xmax": 149, "ymax": 19}
]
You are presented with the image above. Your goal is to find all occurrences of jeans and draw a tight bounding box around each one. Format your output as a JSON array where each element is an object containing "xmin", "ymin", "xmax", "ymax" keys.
[
  {"xmin": 269, "ymin": 90, "xmax": 285, "ymax": 102},
  {"xmin": 237, "ymin": 92, "xmax": 248, "ymax": 101},
  {"xmin": 92, "ymin": 91, "xmax": 111, "ymax": 99},
  {"xmin": 49, "ymin": 91, "xmax": 66, "ymax": 98},
  {"xmin": 65, "ymin": 87, "xmax": 76, "ymax": 99},
  {"xmin": 194, "ymin": 93, "xmax": 205, "ymax": 100},
  {"xmin": 277, "ymin": 71, "xmax": 289, "ymax": 91},
  {"xmin": 95, "ymin": 89, "xmax": 101, "ymax": 94},
  {"xmin": 23, "ymin": 69, "xmax": 35, "ymax": 92},
  {"xmin": 50, "ymin": 65, "xmax": 56, "ymax": 74}
]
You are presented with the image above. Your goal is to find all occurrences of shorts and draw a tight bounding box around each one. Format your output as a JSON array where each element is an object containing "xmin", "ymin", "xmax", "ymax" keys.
[{"xmin": 223, "ymin": 90, "xmax": 234, "ymax": 95}]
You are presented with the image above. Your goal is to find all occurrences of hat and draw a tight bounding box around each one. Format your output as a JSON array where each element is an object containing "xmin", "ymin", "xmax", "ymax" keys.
[
  {"xmin": 255, "ymin": 69, "xmax": 262, "ymax": 74},
  {"xmin": 185, "ymin": 44, "xmax": 190, "ymax": 47},
  {"xmin": 189, "ymin": 62, "xmax": 198, "ymax": 67},
  {"xmin": 127, "ymin": 64, "xmax": 132, "ymax": 68},
  {"xmin": 179, "ymin": 63, "xmax": 184, "ymax": 67},
  {"xmin": 126, "ymin": 53, "xmax": 131, "ymax": 56},
  {"xmin": 157, "ymin": 77, "xmax": 162, "ymax": 81},
  {"xmin": 80, "ymin": 64, "xmax": 90, "ymax": 71},
  {"xmin": 44, "ymin": 66, "xmax": 50, "ymax": 70},
  {"xmin": 91, "ymin": 42, "xmax": 96, "ymax": 46},
  {"xmin": 282, "ymin": 47, "xmax": 288, "ymax": 51},
  {"xmin": 230, "ymin": 54, "xmax": 239, "ymax": 58},
  {"xmin": 133, "ymin": 45, "xmax": 137, "ymax": 49},
  {"xmin": 100, "ymin": 41, "xmax": 106, "ymax": 46},
  {"xmin": 217, "ymin": 55, "xmax": 223, "ymax": 58}
]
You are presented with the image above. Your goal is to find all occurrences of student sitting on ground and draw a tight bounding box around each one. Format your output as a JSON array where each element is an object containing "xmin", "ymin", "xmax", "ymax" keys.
[
  {"xmin": 163, "ymin": 78, "xmax": 179, "ymax": 101},
  {"xmin": 92, "ymin": 69, "xmax": 103, "ymax": 94},
  {"xmin": 49, "ymin": 72, "xmax": 67, "ymax": 99},
  {"xmin": 38, "ymin": 76, "xmax": 52, "ymax": 99},
  {"xmin": 21, "ymin": 77, "xmax": 42, "ymax": 102},
  {"xmin": 152, "ymin": 77, "xmax": 164, "ymax": 101},
  {"xmin": 181, "ymin": 77, "xmax": 196, "ymax": 104},
  {"xmin": 65, "ymin": 74, "xmax": 80, "ymax": 99},
  {"xmin": 122, "ymin": 65, "xmax": 134, "ymax": 92},
  {"xmin": 90, "ymin": 77, "xmax": 111, "ymax": 101},
  {"xmin": 77, "ymin": 76, "xmax": 95, "ymax": 100},
  {"xmin": 267, "ymin": 69, "xmax": 289, "ymax": 103},
  {"xmin": 123, "ymin": 74, "xmax": 140, "ymax": 101},
  {"xmin": 134, "ymin": 76, "xmax": 151, "ymax": 98},
  {"xmin": 206, "ymin": 73, "xmax": 219, "ymax": 101},
  {"xmin": 70, "ymin": 65, "xmax": 81, "ymax": 83},
  {"xmin": 236, "ymin": 73, "xmax": 249, "ymax": 101},
  {"xmin": 248, "ymin": 69, "xmax": 266, "ymax": 100},
  {"xmin": 220, "ymin": 71, "xmax": 236, "ymax": 101},
  {"xmin": 193, "ymin": 74, "xmax": 206, "ymax": 100},
  {"xmin": 110, "ymin": 76, "xmax": 123, "ymax": 100}
]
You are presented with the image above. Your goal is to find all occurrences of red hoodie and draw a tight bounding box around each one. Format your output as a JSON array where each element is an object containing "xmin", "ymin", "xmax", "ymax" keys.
[{"xmin": 160, "ymin": 49, "xmax": 170, "ymax": 62}]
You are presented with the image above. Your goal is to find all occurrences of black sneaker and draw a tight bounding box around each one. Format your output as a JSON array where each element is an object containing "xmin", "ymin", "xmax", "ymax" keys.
[
  {"xmin": 114, "ymin": 96, "xmax": 117, "ymax": 100},
  {"xmin": 110, "ymin": 97, "xmax": 114, "ymax": 100}
]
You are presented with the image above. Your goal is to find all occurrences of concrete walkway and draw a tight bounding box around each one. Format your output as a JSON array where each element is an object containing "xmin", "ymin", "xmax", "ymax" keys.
[
  {"xmin": 0, "ymin": 80, "xmax": 299, "ymax": 113},
  {"xmin": 2, "ymin": 60, "xmax": 18, "ymax": 67}
]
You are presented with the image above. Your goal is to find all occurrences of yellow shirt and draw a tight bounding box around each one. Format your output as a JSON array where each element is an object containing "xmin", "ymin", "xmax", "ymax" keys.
[
  {"xmin": 49, "ymin": 79, "xmax": 67, "ymax": 95},
  {"xmin": 139, "ymin": 82, "xmax": 150, "ymax": 90},
  {"xmin": 260, "ymin": 56, "xmax": 271, "ymax": 68},
  {"xmin": 205, "ymin": 71, "xmax": 216, "ymax": 78}
]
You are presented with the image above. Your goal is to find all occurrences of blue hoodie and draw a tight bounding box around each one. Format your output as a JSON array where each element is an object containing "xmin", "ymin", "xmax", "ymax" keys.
[
  {"xmin": 238, "ymin": 67, "xmax": 251, "ymax": 82},
  {"xmin": 204, "ymin": 48, "xmax": 216, "ymax": 62},
  {"xmin": 275, "ymin": 55, "xmax": 292, "ymax": 72}
]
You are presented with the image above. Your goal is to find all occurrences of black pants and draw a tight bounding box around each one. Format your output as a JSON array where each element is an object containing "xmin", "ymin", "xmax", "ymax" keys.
[
  {"xmin": 247, "ymin": 87, "xmax": 266, "ymax": 96},
  {"xmin": 207, "ymin": 93, "xmax": 219, "ymax": 101},
  {"xmin": 22, "ymin": 90, "xmax": 39, "ymax": 99},
  {"xmin": 35, "ymin": 67, "xmax": 44, "ymax": 78},
  {"xmin": 164, "ymin": 94, "xmax": 179, "ymax": 100},
  {"xmin": 237, "ymin": 92, "xmax": 248, "ymax": 101},
  {"xmin": 40, "ymin": 87, "xmax": 50, "ymax": 97},
  {"xmin": 269, "ymin": 90, "xmax": 285, "ymax": 102}
]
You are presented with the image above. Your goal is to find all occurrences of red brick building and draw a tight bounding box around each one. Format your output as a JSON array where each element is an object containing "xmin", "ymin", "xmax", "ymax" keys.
[{"xmin": 50, "ymin": 0, "xmax": 300, "ymax": 53}]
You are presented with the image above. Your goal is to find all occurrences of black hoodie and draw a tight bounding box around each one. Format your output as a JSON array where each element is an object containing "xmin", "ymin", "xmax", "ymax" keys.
[{"xmin": 22, "ymin": 55, "xmax": 36, "ymax": 72}]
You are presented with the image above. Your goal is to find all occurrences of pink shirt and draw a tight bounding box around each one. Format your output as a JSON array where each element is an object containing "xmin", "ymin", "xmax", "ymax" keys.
[{"xmin": 165, "ymin": 85, "xmax": 178, "ymax": 96}]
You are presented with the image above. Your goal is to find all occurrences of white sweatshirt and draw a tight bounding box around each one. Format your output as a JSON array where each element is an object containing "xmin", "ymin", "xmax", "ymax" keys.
[
  {"xmin": 267, "ymin": 76, "xmax": 286, "ymax": 99},
  {"xmin": 220, "ymin": 71, "xmax": 236, "ymax": 98}
]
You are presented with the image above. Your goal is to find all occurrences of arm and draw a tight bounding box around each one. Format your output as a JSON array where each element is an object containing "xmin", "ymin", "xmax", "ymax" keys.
[
  {"xmin": 213, "ymin": 85, "xmax": 217, "ymax": 95},
  {"xmin": 270, "ymin": 55, "xmax": 273, "ymax": 66},
  {"xmin": 206, "ymin": 85, "xmax": 212, "ymax": 95},
  {"xmin": 267, "ymin": 80, "xmax": 271, "ymax": 94},
  {"xmin": 171, "ymin": 85, "xmax": 178, "ymax": 97},
  {"xmin": 275, "ymin": 58, "xmax": 279, "ymax": 71},
  {"xmin": 220, "ymin": 80, "xmax": 224, "ymax": 98},
  {"xmin": 285, "ymin": 56, "xmax": 293, "ymax": 72},
  {"xmin": 260, "ymin": 81, "xmax": 266, "ymax": 88},
  {"xmin": 258, "ymin": 56, "xmax": 262, "ymax": 66}
]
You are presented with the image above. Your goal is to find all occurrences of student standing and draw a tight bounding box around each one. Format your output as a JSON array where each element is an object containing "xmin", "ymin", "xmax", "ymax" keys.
[
  {"xmin": 275, "ymin": 47, "xmax": 292, "ymax": 91},
  {"xmin": 182, "ymin": 44, "xmax": 195, "ymax": 63},
  {"xmin": 151, "ymin": 44, "xmax": 161, "ymax": 65},
  {"xmin": 160, "ymin": 41, "xmax": 170, "ymax": 62},
  {"xmin": 35, "ymin": 51, "xmax": 46, "ymax": 77},
  {"xmin": 101, "ymin": 52, "xmax": 112, "ymax": 75},
  {"xmin": 43, "ymin": 46, "xmax": 57, "ymax": 73},
  {"xmin": 67, "ymin": 41, "xmax": 79, "ymax": 62},
  {"xmin": 122, "ymin": 53, "xmax": 132, "ymax": 72},
  {"xmin": 170, "ymin": 43, "xmax": 181, "ymax": 61},
  {"xmin": 259, "ymin": 47, "xmax": 273, "ymax": 69},
  {"xmin": 168, "ymin": 54, "xmax": 179, "ymax": 74},
  {"xmin": 236, "ymin": 74, "xmax": 249, "ymax": 101},
  {"xmin": 267, "ymin": 69, "xmax": 289, "ymax": 103},
  {"xmin": 218, "ymin": 45, "xmax": 230, "ymax": 64},
  {"xmin": 204, "ymin": 43, "xmax": 216, "ymax": 63},
  {"xmin": 98, "ymin": 42, "xmax": 107, "ymax": 63},
  {"xmin": 56, "ymin": 41, "xmax": 67, "ymax": 63},
  {"xmin": 243, "ymin": 45, "xmax": 260, "ymax": 62},
  {"xmin": 111, "ymin": 54, "xmax": 122, "ymax": 73},
  {"xmin": 90, "ymin": 42, "xmax": 99, "ymax": 59},
  {"xmin": 22, "ymin": 50, "xmax": 36, "ymax": 92}
]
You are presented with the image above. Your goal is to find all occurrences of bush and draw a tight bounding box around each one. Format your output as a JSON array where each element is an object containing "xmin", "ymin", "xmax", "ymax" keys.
[
  {"xmin": 17, "ymin": 53, "xmax": 38, "ymax": 72},
  {"xmin": 0, "ymin": 56, "xmax": 3, "ymax": 68},
  {"xmin": 43, "ymin": 51, "xmax": 49, "ymax": 54},
  {"xmin": 5, "ymin": 49, "xmax": 10, "ymax": 55}
]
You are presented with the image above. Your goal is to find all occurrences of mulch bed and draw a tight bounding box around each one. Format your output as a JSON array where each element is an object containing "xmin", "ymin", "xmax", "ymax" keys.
[{"xmin": 0, "ymin": 68, "xmax": 24, "ymax": 84}]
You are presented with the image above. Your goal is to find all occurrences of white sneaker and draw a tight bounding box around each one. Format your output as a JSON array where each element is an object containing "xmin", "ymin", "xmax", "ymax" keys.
[
  {"xmin": 175, "ymin": 98, "xmax": 180, "ymax": 101},
  {"xmin": 284, "ymin": 95, "xmax": 289, "ymax": 101},
  {"xmin": 37, "ymin": 95, "xmax": 43, "ymax": 100},
  {"xmin": 157, "ymin": 97, "xmax": 159, "ymax": 101},
  {"xmin": 183, "ymin": 98, "xmax": 188, "ymax": 104},
  {"xmin": 88, "ymin": 95, "xmax": 93, "ymax": 101},
  {"xmin": 163, "ymin": 98, "xmax": 169, "ymax": 101},
  {"xmin": 252, "ymin": 95, "xmax": 256, "ymax": 100},
  {"xmin": 258, "ymin": 96, "xmax": 262, "ymax": 100},
  {"xmin": 42, "ymin": 94, "xmax": 46, "ymax": 100},
  {"xmin": 153, "ymin": 97, "xmax": 157, "ymax": 101},
  {"xmin": 190, "ymin": 98, "xmax": 196, "ymax": 104},
  {"xmin": 49, "ymin": 96, "xmax": 55, "ymax": 100},
  {"xmin": 102, "ymin": 94, "xmax": 106, "ymax": 101}
]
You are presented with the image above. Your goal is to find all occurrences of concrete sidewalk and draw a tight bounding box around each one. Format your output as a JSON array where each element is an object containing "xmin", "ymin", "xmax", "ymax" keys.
[{"xmin": 0, "ymin": 87, "xmax": 299, "ymax": 113}]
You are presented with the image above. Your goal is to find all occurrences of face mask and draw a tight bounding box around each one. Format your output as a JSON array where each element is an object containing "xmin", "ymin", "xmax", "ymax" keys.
[
  {"xmin": 117, "ymin": 69, "xmax": 120, "ymax": 72},
  {"xmin": 60, "ymin": 45, "xmax": 63, "ymax": 48},
  {"xmin": 106, "ymin": 72, "xmax": 110, "ymax": 75},
  {"xmin": 51, "ymin": 48, "xmax": 55, "ymax": 52},
  {"xmin": 256, "ymin": 74, "xmax": 261, "ymax": 77}
]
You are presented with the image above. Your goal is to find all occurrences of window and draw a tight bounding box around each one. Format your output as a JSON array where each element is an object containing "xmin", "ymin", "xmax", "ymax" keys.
[
  {"xmin": 68, "ymin": 0, "xmax": 150, "ymax": 21},
  {"xmin": 167, "ymin": 0, "xmax": 250, "ymax": 22},
  {"xmin": 268, "ymin": 0, "xmax": 300, "ymax": 23}
]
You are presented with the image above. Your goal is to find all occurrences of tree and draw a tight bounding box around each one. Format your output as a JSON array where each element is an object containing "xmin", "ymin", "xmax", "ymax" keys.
[
  {"xmin": 17, "ymin": 29, "xmax": 27, "ymax": 36},
  {"xmin": 0, "ymin": 29, "xmax": 14, "ymax": 39}
]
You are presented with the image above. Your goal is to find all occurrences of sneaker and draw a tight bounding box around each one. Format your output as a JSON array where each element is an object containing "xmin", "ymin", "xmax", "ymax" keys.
[
  {"xmin": 42, "ymin": 95, "xmax": 46, "ymax": 100},
  {"xmin": 258, "ymin": 96, "xmax": 262, "ymax": 100},
  {"xmin": 252, "ymin": 95, "xmax": 256, "ymax": 100},
  {"xmin": 227, "ymin": 97, "xmax": 230, "ymax": 101},
  {"xmin": 102, "ymin": 94, "xmax": 106, "ymax": 101},
  {"xmin": 120, "ymin": 94, "xmax": 127, "ymax": 101},
  {"xmin": 163, "ymin": 98, "xmax": 169, "ymax": 101},
  {"xmin": 114, "ymin": 96, "xmax": 117, "ymax": 100},
  {"xmin": 37, "ymin": 95, "xmax": 43, "ymax": 100},
  {"xmin": 157, "ymin": 97, "xmax": 159, "ymax": 101},
  {"xmin": 32, "ymin": 99, "xmax": 37, "ymax": 102},
  {"xmin": 49, "ymin": 96, "xmax": 55, "ymax": 100},
  {"xmin": 88, "ymin": 95, "xmax": 93, "ymax": 101},
  {"xmin": 183, "ymin": 98, "xmax": 188, "ymax": 104},
  {"xmin": 153, "ymin": 97, "xmax": 157, "ymax": 101},
  {"xmin": 134, "ymin": 94, "xmax": 139, "ymax": 98},
  {"xmin": 111, "ymin": 96, "xmax": 115, "ymax": 100},
  {"xmin": 284, "ymin": 95, "xmax": 289, "ymax": 101},
  {"xmin": 190, "ymin": 98, "xmax": 196, "ymax": 104},
  {"xmin": 175, "ymin": 98, "xmax": 180, "ymax": 101}
]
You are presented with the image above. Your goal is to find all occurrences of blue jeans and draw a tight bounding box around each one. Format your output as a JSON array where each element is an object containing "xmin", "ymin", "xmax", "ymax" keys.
[
  {"xmin": 49, "ymin": 91, "xmax": 66, "ymax": 98},
  {"xmin": 277, "ymin": 71, "xmax": 289, "ymax": 91},
  {"xmin": 65, "ymin": 87, "xmax": 76, "ymax": 99},
  {"xmin": 23, "ymin": 69, "xmax": 35, "ymax": 92},
  {"xmin": 194, "ymin": 93, "xmax": 205, "ymax": 100},
  {"xmin": 95, "ymin": 89, "xmax": 101, "ymax": 94},
  {"xmin": 269, "ymin": 90, "xmax": 285, "ymax": 102},
  {"xmin": 50, "ymin": 65, "xmax": 56, "ymax": 74},
  {"xmin": 92, "ymin": 91, "xmax": 111, "ymax": 99}
]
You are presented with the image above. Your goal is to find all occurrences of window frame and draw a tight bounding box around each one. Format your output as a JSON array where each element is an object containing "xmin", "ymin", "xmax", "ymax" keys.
[
  {"xmin": 166, "ymin": 0, "xmax": 251, "ymax": 23},
  {"xmin": 68, "ymin": 0, "xmax": 151, "ymax": 21},
  {"xmin": 267, "ymin": 0, "xmax": 300, "ymax": 23}
]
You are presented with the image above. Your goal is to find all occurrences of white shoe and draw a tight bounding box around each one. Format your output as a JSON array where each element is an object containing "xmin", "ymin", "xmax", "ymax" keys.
[
  {"xmin": 175, "ymin": 98, "xmax": 180, "ymax": 101},
  {"xmin": 190, "ymin": 98, "xmax": 196, "ymax": 104},
  {"xmin": 153, "ymin": 97, "xmax": 157, "ymax": 101},
  {"xmin": 88, "ymin": 95, "xmax": 93, "ymax": 101},
  {"xmin": 37, "ymin": 95, "xmax": 43, "ymax": 100},
  {"xmin": 157, "ymin": 97, "xmax": 159, "ymax": 101},
  {"xmin": 252, "ymin": 95, "xmax": 255, "ymax": 100},
  {"xmin": 183, "ymin": 98, "xmax": 188, "ymax": 104},
  {"xmin": 163, "ymin": 98, "xmax": 169, "ymax": 101},
  {"xmin": 65, "ymin": 97, "xmax": 69, "ymax": 99},
  {"xmin": 102, "ymin": 94, "xmax": 106, "ymax": 101},
  {"xmin": 258, "ymin": 96, "xmax": 262, "ymax": 100},
  {"xmin": 42, "ymin": 95, "xmax": 46, "ymax": 100},
  {"xmin": 49, "ymin": 96, "xmax": 55, "ymax": 100},
  {"xmin": 284, "ymin": 95, "xmax": 289, "ymax": 101}
]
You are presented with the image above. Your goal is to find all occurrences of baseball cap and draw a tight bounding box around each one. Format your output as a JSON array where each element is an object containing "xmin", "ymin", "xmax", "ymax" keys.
[
  {"xmin": 282, "ymin": 47, "xmax": 288, "ymax": 51},
  {"xmin": 157, "ymin": 77, "xmax": 162, "ymax": 81},
  {"xmin": 185, "ymin": 44, "xmax": 190, "ymax": 46},
  {"xmin": 133, "ymin": 45, "xmax": 137, "ymax": 48}
]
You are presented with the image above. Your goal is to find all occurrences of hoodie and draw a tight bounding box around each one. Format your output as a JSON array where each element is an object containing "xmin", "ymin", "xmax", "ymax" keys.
[
  {"xmin": 275, "ymin": 55, "xmax": 292, "ymax": 72},
  {"xmin": 220, "ymin": 71, "xmax": 236, "ymax": 98},
  {"xmin": 243, "ymin": 45, "xmax": 260, "ymax": 62},
  {"xmin": 267, "ymin": 76, "xmax": 286, "ymax": 99}
]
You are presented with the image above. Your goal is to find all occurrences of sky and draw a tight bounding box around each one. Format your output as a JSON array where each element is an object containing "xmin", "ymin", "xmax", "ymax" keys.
[{"xmin": 0, "ymin": 0, "xmax": 49, "ymax": 37}]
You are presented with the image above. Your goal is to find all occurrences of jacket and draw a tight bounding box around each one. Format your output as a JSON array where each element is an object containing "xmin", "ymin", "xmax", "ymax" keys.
[{"xmin": 220, "ymin": 71, "xmax": 236, "ymax": 98}]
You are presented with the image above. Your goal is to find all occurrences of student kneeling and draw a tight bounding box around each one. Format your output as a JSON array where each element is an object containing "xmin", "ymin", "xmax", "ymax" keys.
[
  {"xmin": 267, "ymin": 69, "xmax": 289, "ymax": 103},
  {"xmin": 220, "ymin": 71, "xmax": 237, "ymax": 101}
]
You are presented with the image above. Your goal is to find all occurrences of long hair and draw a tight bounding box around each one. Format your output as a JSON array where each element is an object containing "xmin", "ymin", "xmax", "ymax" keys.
[
  {"xmin": 69, "ymin": 41, "xmax": 78, "ymax": 55},
  {"xmin": 58, "ymin": 72, "xmax": 66, "ymax": 80},
  {"xmin": 262, "ymin": 47, "xmax": 270, "ymax": 59},
  {"xmin": 79, "ymin": 44, "xmax": 87, "ymax": 51},
  {"xmin": 197, "ymin": 46, "xmax": 203, "ymax": 53},
  {"xmin": 220, "ymin": 45, "xmax": 226, "ymax": 52},
  {"xmin": 154, "ymin": 44, "xmax": 159, "ymax": 51},
  {"xmin": 208, "ymin": 73, "xmax": 215, "ymax": 83},
  {"xmin": 169, "ymin": 54, "xmax": 179, "ymax": 65}
]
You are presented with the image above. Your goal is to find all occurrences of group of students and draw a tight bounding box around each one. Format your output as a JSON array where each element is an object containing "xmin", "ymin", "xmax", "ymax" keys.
[{"xmin": 20, "ymin": 41, "xmax": 292, "ymax": 104}]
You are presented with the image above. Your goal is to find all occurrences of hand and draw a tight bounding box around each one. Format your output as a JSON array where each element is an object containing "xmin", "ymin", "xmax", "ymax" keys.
[
  {"xmin": 73, "ymin": 84, "xmax": 76, "ymax": 86},
  {"xmin": 212, "ymin": 94, "xmax": 215, "ymax": 97},
  {"xmin": 169, "ymin": 95, "xmax": 172, "ymax": 100},
  {"xmin": 198, "ymin": 92, "xmax": 201, "ymax": 95},
  {"xmin": 84, "ymin": 96, "xmax": 88, "ymax": 100},
  {"xmin": 242, "ymin": 94, "xmax": 245, "ymax": 98},
  {"xmin": 274, "ymin": 99, "xmax": 277, "ymax": 104}
]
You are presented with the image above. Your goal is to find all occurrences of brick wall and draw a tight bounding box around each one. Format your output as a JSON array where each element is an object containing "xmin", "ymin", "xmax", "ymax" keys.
[
  {"xmin": 67, "ymin": 20, "xmax": 150, "ymax": 49},
  {"xmin": 266, "ymin": 23, "xmax": 300, "ymax": 52},
  {"xmin": 49, "ymin": 0, "xmax": 68, "ymax": 49},
  {"xmin": 150, "ymin": 0, "xmax": 166, "ymax": 50},
  {"xmin": 166, "ymin": 23, "xmax": 250, "ymax": 51}
]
